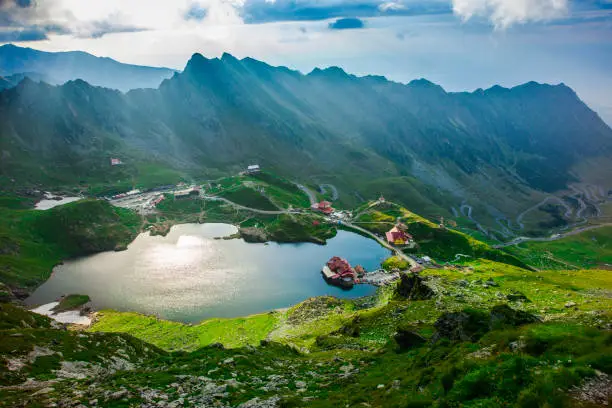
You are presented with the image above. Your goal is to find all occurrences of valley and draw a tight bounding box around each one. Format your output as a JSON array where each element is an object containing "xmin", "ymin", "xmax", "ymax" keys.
[
  {"xmin": 1, "ymin": 167, "xmax": 611, "ymax": 407},
  {"xmin": 2, "ymin": 44, "xmax": 612, "ymax": 239},
  {"xmin": 1, "ymin": 44, "xmax": 612, "ymax": 408}
]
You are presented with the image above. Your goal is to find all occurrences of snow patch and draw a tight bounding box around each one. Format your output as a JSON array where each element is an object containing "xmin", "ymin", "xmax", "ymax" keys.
[
  {"xmin": 35, "ymin": 192, "xmax": 82, "ymax": 210},
  {"xmin": 30, "ymin": 302, "xmax": 91, "ymax": 326}
]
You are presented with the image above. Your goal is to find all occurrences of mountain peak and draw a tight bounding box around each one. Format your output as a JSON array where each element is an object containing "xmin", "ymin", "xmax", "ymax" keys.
[
  {"xmin": 484, "ymin": 84, "xmax": 509, "ymax": 94},
  {"xmin": 408, "ymin": 78, "xmax": 446, "ymax": 93},
  {"xmin": 221, "ymin": 52, "xmax": 239, "ymax": 62},
  {"xmin": 184, "ymin": 53, "xmax": 216, "ymax": 72},
  {"xmin": 308, "ymin": 66, "xmax": 351, "ymax": 80}
]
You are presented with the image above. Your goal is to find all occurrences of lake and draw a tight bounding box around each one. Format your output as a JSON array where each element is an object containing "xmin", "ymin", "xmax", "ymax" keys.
[{"xmin": 26, "ymin": 223, "xmax": 390, "ymax": 323}]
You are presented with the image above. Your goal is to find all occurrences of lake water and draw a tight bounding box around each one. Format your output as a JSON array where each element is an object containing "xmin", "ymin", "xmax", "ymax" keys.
[{"xmin": 26, "ymin": 224, "xmax": 390, "ymax": 323}]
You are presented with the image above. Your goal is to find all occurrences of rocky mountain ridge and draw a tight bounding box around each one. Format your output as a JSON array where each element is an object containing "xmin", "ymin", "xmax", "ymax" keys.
[{"xmin": 1, "ymin": 50, "xmax": 611, "ymax": 233}]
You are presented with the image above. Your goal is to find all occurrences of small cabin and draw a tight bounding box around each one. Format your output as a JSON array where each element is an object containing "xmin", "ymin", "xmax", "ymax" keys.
[{"xmin": 246, "ymin": 164, "xmax": 261, "ymax": 174}]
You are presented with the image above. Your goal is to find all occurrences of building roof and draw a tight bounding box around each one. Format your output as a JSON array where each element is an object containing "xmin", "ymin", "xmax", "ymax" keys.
[
  {"xmin": 247, "ymin": 164, "xmax": 260, "ymax": 170},
  {"xmin": 386, "ymin": 227, "xmax": 413, "ymax": 243}
]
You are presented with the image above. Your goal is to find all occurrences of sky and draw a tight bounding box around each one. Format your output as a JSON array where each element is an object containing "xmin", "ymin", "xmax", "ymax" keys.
[{"xmin": 1, "ymin": 0, "xmax": 611, "ymax": 124}]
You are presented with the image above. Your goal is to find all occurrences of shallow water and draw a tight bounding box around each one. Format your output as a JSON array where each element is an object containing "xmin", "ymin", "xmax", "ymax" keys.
[{"xmin": 27, "ymin": 223, "xmax": 390, "ymax": 323}]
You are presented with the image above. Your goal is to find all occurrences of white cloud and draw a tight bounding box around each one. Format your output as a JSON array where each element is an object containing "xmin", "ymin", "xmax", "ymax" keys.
[
  {"xmin": 452, "ymin": 0, "xmax": 569, "ymax": 29},
  {"xmin": 378, "ymin": 2, "xmax": 408, "ymax": 12},
  {"xmin": 7, "ymin": 0, "xmax": 248, "ymax": 39}
]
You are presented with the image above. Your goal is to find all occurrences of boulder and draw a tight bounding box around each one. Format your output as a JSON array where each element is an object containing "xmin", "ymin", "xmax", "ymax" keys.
[
  {"xmin": 395, "ymin": 272, "xmax": 434, "ymax": 300},
  {"xmin": 484, "ymin": 279, "xmax": 499, "ymax": 287},
  {"xmin": 433, "ymin": 309, "xmax": 489, "ymax": 342},
  {"xmin": 239, "ymin": 227, "xmax": 268, "ymax": 243},
  {"xmin": 433, "ymin": 305, "xmax": 540, "ymax": 342},
  {"xmin": 489, "ymin": 304, "xmax": 540, "ymax": 329},
  {"xmin": 334, "ymin": 316, "xmax": 361, "ymax": 338},
  {"xmin": 394, "ymin": 326, "xmax": 426, "ymax": 350},
  {"xmin": 506, "ymin": 291, "xmax": 530, "ymax": 302}
]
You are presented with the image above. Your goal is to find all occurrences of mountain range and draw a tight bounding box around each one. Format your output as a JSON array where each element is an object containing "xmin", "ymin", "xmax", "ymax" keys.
[
  {"xmin": 0, "ymin": 44, "xmax": 174, "ymax": 91},
  {"xmin": 1, "ymin": 45, "xmax": 611, "ymax": 236}
]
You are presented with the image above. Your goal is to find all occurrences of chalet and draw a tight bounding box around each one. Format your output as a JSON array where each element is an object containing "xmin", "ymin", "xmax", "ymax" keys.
[
  {"xmin": 386, "ymin": 224, "xmax": 414, "ymax": 246},
  {"xmin": 246, "ymin": 164, "xmax": 261, "ymax": 174},
  {"xmin": 110, "ymin": 158, "xmax": 122, "ymax": 166},
  {"xmin": 311, "ymin": 200, "xmax": 333, "ymax": 215}
]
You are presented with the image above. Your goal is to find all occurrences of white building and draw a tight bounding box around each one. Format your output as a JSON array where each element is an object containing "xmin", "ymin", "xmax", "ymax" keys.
[{"xmin": 246, "ymin": 164, "xmax": 261, "ymax": 174}]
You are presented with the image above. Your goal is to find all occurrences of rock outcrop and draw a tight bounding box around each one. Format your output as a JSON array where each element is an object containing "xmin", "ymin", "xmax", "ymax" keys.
[
  {"xmin": 239, "ymin": 227, "xmax": 269, "ymax": 243},
  {"xmin": 395, "ymin": 272, "xmax": 434, "ymax": 300}
]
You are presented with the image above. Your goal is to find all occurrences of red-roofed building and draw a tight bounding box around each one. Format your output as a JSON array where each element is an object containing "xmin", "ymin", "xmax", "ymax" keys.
[
  {"xmin": 152, "ymin": 195, "xmax": 165, "ymax": 206},
  {"xmin": 386, "ymin": 224, "xmax": 414, "ymax": 246},
  {"xmin": 311, "ymin": 200, "xmax": 334, "ymax": 215},
  {"xmin": 322, "ymin": 256, "xmax": 356, "ymax": 288}
]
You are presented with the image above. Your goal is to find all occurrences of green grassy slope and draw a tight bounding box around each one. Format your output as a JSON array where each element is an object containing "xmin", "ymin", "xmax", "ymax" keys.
[
  {"xmin": 2, "ymin": 263, "xmax": 609, "ymax": 407},
  {"xmin": 1, "ymin": 183, "xmax": 611, "ymax": 406},
  {"xmin": 0, "ymin": 198, "xmax": 139, "ymax": 295},
  {"xmin": 89, "ymin": 310, "xmax": 281, "ymax": 352},
  {"xmin": 354, "ymin": 201, "xmax": 529, "ymax": 268},
  {"xmin": 505, "ymin": 226, "xmax": 612, "ymax": 270}
]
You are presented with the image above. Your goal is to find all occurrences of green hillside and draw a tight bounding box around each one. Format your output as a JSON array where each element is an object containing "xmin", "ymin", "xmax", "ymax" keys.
[
  {"xmin": 0, "ymin": 199, "xmax": 139, "ymax": 295},
  {"xmin": 505, "ymin": 226, "xmax": 612, "ymax": 270},
  {"xmin": 1, "ymin": 181, "xmax": 611, "ymax": 406},
  {"xmin": 353, "ymin": 201, "xmax": 529, "ymax": 268},
  {"xmin": 2, "ymin": 263, "xmax": 611, "ymax": 407},
  {"xmin": 2, "ymin": 53, "xmax": 612, "ymax": 235}
]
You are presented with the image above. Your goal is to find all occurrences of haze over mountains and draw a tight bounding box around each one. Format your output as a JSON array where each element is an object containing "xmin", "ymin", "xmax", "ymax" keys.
[
  {"xmin": 0, "ymin": 44, "xmax": 174, "ymax": 91},
  {"xmin": 1, "ymin": 45, "xmax": 611, "ymax": 234}
]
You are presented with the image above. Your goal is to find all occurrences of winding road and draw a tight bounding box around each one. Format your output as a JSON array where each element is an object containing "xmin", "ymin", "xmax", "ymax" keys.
[
  {"xmin": 343, "ymin": 221, "xmax": 418, "ymax": 267},
  {"xmin": 296, "ymin": 184, "xmax": 317, "ymax": 206},
  {"xmin": 319, "ymin": 184, "xmax": 339, "ymax": 201},
  {"xmin": 494, "ymin": 222, "xmax": 612, "ymax": 248},
  {"xmin": 516, "ymin": 196, "xmax": 574, "ymax": 230}
]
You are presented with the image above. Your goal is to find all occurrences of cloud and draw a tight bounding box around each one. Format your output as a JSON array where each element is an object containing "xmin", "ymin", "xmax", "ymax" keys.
[
  {"xmin": 83, "ymin": 21, "xmax": 147, "ymax": 39},
  {"xmin": 0, "ymin": 0, "xmax": 248, "ymax": 43},
  {"xmin": 329, "ymin": 17, "xmax": 365, "ymax": 29},
  {"xmin": 241, "ymin": 0, "xmax": 451, "ymax": 24},
  {"xmin": 379, "ymin": 1, "xmax": 407, "ymax": 12},
  {"xmin": 452, "ymin": 0, "xmax": 569, "ymax": 29}
]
